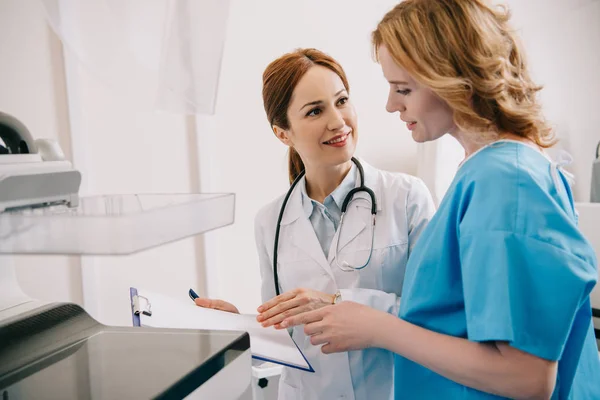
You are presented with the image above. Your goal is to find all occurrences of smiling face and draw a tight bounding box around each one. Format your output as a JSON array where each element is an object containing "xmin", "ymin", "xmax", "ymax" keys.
[
  {"xmin": 378, "ymin": 45, "xmax": 456, "ymax": 143},
  {"xmin": 273, "ymin": 65, "xmax": 357, "ymax": 170}
]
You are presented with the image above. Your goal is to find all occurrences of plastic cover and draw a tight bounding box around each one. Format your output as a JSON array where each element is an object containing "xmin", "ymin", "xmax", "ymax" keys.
[{"xmin": 0, "ymin": 193, "xmax": 234, "ymax": 255}]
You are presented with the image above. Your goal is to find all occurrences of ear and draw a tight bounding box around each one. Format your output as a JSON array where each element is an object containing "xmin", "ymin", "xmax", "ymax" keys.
[{"xmin": 273, "ymin": 125, "xmax": 293, "ymax": 146}]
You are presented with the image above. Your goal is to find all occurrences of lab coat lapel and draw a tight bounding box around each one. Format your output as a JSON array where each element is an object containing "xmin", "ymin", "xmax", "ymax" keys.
[
  {"xmin": 328, "ymin": 160, "xmax": 382, "ymax": 260},
  {"xmin": 282, "ymin": 185, "xmax": 335, "ymax": 280},
  {"xmin": 290, "ymin": 217, "xmax": 335, "ymax": 279},
  {"xmin": 329, "ymin": 205, "xmax": 367, "ymax": 261}
]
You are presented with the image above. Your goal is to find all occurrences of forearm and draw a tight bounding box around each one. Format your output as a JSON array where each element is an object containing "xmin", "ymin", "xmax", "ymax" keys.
[{"xmin": 373, "ymin": 312, "xmax": 554, "ymax": 399}]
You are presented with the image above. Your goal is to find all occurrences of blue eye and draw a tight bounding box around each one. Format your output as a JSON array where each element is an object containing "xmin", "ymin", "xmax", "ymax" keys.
[
  {"xmin": 396, "ymin": 89, "xmax": 411, "ymax": 96},
  {"xmin": 306, "ymin": 108, "xmax": 322, "ymax": 117}
]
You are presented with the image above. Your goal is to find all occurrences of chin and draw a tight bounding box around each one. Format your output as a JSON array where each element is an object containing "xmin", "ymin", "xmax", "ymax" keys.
[
  {"xmin": 338, "ymin": 150, "xmax": 354, "ymax": 163},
  {"xmin": 332, "ymin": 148, "xmax": 354, "ymax": 167},
  {"xmin": 411, "ymin": 131, "xmax": 428, "ymax": 143}
]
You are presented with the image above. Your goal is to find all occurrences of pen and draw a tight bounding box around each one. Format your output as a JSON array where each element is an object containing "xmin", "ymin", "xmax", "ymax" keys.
[{"xmin": 189, "ymin": 288, "xmax": 199, "ymax": 302}]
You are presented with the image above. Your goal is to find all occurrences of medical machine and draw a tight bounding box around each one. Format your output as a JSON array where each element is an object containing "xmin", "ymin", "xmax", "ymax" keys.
[
  {"xmin": 0, "ymin": 112, "xmax": 251, "ymax": 399},
  {"xmin": 576, "ymin": 202, "xmax": 600, "ymax": 349},
  {"xmin": 591, "ymin": 141, "xmax": 600, "ymax": 203}
]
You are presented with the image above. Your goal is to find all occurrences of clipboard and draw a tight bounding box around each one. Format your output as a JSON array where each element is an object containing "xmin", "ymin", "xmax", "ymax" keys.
[{"xmin": 130, "ymin": 287, "xmax": 314, "ymax": 373}]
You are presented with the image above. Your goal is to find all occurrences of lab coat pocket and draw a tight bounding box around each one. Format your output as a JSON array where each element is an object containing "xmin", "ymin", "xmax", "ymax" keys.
[{"xmin": 334, "ymin": 242, "xmax": 407, "ymax": 292}]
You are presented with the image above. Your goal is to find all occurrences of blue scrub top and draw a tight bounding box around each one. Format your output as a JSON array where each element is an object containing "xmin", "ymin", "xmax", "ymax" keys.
[{"xmin": 395, "ymin": 141, "xmax": 600, "ymax": 399}]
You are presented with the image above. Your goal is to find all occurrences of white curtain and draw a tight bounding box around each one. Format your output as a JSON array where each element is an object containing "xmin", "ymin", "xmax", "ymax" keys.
[{"xmin": 40, "ymin": 0, "xmax": 231, "ymax": 115}]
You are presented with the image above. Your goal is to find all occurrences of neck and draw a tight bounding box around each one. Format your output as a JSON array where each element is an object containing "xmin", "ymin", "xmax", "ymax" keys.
[
  {"xmin": 304, "ymin": 160, "xmax": 353, "ymax": 204},
  {"xmin": 450, "ymin": 129, "xmax": 484, "ymax": 160},
  {"xmin": 450, "ymin": 129, "xmax": 536, "ymax": 162}
]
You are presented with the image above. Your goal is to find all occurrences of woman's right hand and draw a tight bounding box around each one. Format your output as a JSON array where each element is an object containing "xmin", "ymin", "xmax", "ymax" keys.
[{"xmin": 194, "ymin": 298, "xmax": 239, "ymax": 314}]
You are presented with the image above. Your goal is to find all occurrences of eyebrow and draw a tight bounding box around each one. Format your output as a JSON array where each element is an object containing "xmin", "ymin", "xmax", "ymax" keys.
[
  {"xmin": 299, "ymin": 89, "xmax": 347, "ymax": 111},
  {"xmin": 388, "ymin": 80, "xmax": 410, "ymax": 85}
]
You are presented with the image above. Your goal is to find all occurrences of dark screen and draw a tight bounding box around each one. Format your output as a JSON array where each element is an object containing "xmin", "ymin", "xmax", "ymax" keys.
[{"xmin": 2, "ymin": 330, "xmax": 246, "ymax": 400}]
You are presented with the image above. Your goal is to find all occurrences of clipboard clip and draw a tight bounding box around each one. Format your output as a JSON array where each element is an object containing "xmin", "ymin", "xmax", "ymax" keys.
[{"xmin": 132, "ymin": 295, "xmax": 152, "ymax": 317}]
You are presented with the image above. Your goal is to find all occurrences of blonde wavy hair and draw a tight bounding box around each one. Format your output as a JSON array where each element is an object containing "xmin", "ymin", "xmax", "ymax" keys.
[{"xmin": 373, "ymin": 0, "xmax": 555, "ymax": 147}]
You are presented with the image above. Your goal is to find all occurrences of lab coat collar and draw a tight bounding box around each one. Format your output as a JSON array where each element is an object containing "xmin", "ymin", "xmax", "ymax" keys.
[
  {"xmin": 330, "ymin": 163, "xmax": 359, "ymax": 211},
  {"xmin": 279, "ymin": 158, "xmax": 382, "ymax": 226},
  {"xmin": 329, "ymin": 159, "xmax": 383, "ymax": 258},
  {"xmin": 279, "ymin": 176, "xmax": 306, "ymax": 226},
  {"xmin": 298, "ymin": 162, "xmax": 358, "ymax": 219},
  {"xmin": 350, "ymin": 158, "xmax": 383, "ymax": 213}
]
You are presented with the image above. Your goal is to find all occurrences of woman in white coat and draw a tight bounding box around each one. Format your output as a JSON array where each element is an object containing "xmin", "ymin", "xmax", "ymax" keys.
[{"xmin": 195, "ymin": 48, "xmax": 435, "ymax": 400}]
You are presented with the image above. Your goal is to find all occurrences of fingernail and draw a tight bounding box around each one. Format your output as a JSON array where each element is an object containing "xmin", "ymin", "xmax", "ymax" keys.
[
  {"xmin": 257, "ymin": 306, "xmax": 264, "ymax": 312},
  {"xmin": 256, "ymin": 315, "xmax": 263, "ymax": 322},
  {"xmin": 281, "ymin": 320, "xmax": 288, "ymax": 328}
]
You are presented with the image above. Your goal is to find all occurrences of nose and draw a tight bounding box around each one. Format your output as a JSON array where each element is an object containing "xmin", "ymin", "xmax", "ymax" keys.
[
  {"xmin": 386, "ymin": 89, "xmax": 406, "ymax": 113},
  {"xmin": 327, "ymin": 107, "xmax": 346, "ymax": 131}
]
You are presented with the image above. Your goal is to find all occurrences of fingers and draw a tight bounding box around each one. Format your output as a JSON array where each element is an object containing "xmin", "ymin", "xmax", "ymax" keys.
[
  {"xmin": 260, "ymin": 301, "xmax": 311, "ymax": 327},
  {"xmin": 195, "ymin": 298, "xmax": 213, "ymax": 308},
  {"xmin": 309, "ymin": 332, "xmax": 329, "ymax": 346},
  {"xmin": 257, "ymin": 289, "xmax": 299, "ymax": 313},
  {"xmin": 194, "ymin": 298, "xmax": 238, "ymax": 313},
  {"xmin": 304, "ymin": 320, "xmax": 325, "ymax": 336},
  {"xmin": 215, "ymin": 300, "xmax": 239, "ymax": 313},
  {"xmin": 258, "ymin": 297, "xmax": 308, "ymax": 326},
  {"xmin": 321, "ymin": 343, "xmax": 334, "ymax": 354},
  {"xmin": 281, "ymin": 307, "xmax": 325, "ymax": 328}
]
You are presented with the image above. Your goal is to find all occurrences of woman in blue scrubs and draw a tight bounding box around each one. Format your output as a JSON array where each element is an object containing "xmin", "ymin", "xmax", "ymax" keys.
[{"xmin": 277, "ymin": 0, "xmax": 600, "ymax": 398}]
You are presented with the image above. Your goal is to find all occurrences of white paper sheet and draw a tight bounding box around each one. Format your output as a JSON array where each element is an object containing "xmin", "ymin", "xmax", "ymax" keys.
[{"xmin": 133, "ymin": 288, "xmax": 313, "ymax": 372}]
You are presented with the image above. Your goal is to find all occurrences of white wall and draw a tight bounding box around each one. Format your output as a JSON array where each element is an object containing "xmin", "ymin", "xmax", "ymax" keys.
[{"xmin": 507, "ymin": 0, "xmax": 600, "ymax": 202}]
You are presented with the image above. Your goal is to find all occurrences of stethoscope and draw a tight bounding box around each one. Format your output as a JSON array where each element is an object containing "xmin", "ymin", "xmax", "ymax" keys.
[{"xmin": 273, "ymin": 157, "xmax": 377, "ymax": 296}]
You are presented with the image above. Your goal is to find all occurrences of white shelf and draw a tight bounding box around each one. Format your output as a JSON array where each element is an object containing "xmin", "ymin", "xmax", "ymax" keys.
[{"xmin": 0, "ymin": 193, "xmax": 234, "ymax": 255}]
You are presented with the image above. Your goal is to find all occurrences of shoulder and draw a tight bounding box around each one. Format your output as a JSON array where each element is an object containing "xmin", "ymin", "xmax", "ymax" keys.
[
  {"xmin": 458, "ymin": 141, "xmax": 555, "ymax": 192},
  {"xmin": 456, "ymin": 142, "xmax": 547, "ymax": 209},
  {"xmin": 254, "ymin": 193, "xmax": 286, "ymax": 230},
  {"xmin": 362, "ymin": 159, "xmax": 428, "ymax": 192},
  {"xmin": 457, "ymin": 142, "xmax": 577, "ymax": 240},
  {"xmin": 459, "ymin": 143, "xmax": 522, "ymax": 191},
  {"xmin": 362, "ymin": 160, "xmax": 433, "ymax": 204}
]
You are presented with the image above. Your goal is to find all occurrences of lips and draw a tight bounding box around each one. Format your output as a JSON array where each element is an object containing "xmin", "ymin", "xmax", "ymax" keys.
[
  {"xmin": 401, "ymin": 118, "xmax": 417, "ymax": 131},
  {"xmin": 323, "ymin": 131, "xmax": 351, "ymax": 145}
]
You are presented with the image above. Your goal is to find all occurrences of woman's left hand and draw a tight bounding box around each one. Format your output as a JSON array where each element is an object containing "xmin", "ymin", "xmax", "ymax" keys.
[
  {"xmin": 280, "ymin": 301, "xmax": 387, "ymax": 354},
  {"xmin": 257, "ymin": 288, "xmax": 334, "ymax": 328}
]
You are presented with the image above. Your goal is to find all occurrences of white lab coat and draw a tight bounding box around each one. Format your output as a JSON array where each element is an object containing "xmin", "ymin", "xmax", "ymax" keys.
[{"xmin": 254, "ymin": 160, "xmax": 435, "ymax": 400}]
